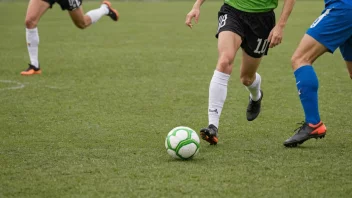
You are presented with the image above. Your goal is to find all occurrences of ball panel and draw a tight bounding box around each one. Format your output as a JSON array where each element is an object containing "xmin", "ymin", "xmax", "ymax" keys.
[
  {"xmin": 168, "ymin": 136, "xmax": 180, "ymax": 150},
  {"xmin": 167, "ymin": 149, "xmax": 180, "ymax": 159},
  {"xmin": 175, "ymin": 130, "xmax": 188, "ymax": 141},
  {"xmin": 191, "ymin": 131, "xmax": 200, "ymax": 144},
  {"xmin": 177, "ymin": 143, "xmax": 198, "ymax": 159}
]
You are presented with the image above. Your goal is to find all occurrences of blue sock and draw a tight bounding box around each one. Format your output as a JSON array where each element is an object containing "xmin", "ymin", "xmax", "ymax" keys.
[{"xmin": 294, "ymin": 65, "xmax": 321, "ymax": 125}]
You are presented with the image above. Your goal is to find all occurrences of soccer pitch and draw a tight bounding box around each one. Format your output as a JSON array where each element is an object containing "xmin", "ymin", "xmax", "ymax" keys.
[{"xmin": 1, "ymin": 0, "xmax": 352, "ymax": 197}]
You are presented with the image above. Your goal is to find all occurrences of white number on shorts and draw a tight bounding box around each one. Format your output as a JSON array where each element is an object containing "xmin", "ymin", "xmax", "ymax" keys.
[
  {"xmin": 254, "ymin": 38, "xmax": 269, "ymax": 54},
  {"xmin": 217, "ymin": 14, "xmax": 228, "ymax": 33},
  {"xmin": 310, "ymin": 9, "xmax": 331, "ymax": 28}
]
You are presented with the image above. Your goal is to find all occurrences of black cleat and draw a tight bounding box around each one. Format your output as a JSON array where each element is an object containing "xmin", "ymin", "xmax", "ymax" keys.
[
  {"xmin": 103, "ymin": 1, "xmax": 119, "ymax": 21},
  {"xmin": 246, "ymin": 90, "xmax": 263, "ymax": 121},
  {"xmin": 200, "ymin": 124, "xmax": 218, "ymax": 145},
  {"xmin": 284, "ymin": 121, "xmax": 327, "ymax": 147}
]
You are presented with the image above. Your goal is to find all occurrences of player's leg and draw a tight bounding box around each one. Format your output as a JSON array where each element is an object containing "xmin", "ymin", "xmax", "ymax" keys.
[
  {"xmin": 284, "ymin": 7, "xmax": 352, "ymax": 147},
  {"xmin": 291, "ymin": 34, "xmax": 327, "ymax": 123},
  {"xmin": 240, "ymin": 50, "xmax": 263, "ymax": 121},
  {"xmin": 283, "ymin": 34, "xmax": 328, "ymax": 147},
  {"xmin": 67, "ymin": 1, "xmax": 119, "ymax": 29},
  {"xmin": 240, "ymin": 10, "xmax": 274, "ymax": 121},
  {"xmin": 200, "ymin": 4, "xmax": 243, "ymax": 145},
  {"xmin": 21, "ymin": 0, "xmax": 51, "ymax": 75},
  {"xmin": 200, "ymin": 31, "xmax": 242, "ymax": 145}
]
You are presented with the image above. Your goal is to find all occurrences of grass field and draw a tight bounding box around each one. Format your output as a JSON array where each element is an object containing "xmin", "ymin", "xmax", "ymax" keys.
[{"xmin": 1, "ymin": 1, "xmax": 352, "ymax": 197}]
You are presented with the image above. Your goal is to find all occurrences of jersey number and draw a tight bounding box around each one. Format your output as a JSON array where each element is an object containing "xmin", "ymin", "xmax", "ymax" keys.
[
  {"xmin": 254, "ymin": 38, "xmax": 269, "ymax": 54},
  {"xmin": 310, "ymin": 9, "xmax": 331, "ymax": 28},
  {"xmin": 217, "ymin": 14, "xmax": 228, "ymax": 33}
]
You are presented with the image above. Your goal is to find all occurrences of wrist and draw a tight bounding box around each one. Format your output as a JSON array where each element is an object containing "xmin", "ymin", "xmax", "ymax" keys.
[
  {"xmin": 192, "ymin": 4, "xmax": 201, "ymax": 9},
  {"xmin": 193, "ymin": 0, "xmax": 203, "ymax": 9},
  {"xmin": 277, "ymin": 22, "xmax": 286, "ymax": 28}
]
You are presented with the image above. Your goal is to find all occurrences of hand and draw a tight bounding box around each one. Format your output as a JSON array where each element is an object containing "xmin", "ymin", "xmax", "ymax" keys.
[
  {"xmin": 268, "ymin": 25, "xmax": 284, "ymax": 48},
  {"xmin": 185, "ymin": 8, "xmax": 200, "ymax": 29}
]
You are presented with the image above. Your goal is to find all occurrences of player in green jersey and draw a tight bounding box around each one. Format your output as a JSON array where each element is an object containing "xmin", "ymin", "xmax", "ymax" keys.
[{"xmin": 185, "ymin": 0, "xmax": 296, "ymax": 145}]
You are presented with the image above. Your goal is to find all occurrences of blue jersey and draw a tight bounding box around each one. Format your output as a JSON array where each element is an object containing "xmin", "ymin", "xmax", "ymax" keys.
[{"xmin": 325, "ymin": 0, "xmax": 352, "ymax": 8}]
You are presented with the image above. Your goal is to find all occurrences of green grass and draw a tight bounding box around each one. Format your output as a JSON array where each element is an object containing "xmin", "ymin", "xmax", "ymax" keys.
[{"xmin": 1, "ymin": 1, "xmax": 352, "ymax": 197}]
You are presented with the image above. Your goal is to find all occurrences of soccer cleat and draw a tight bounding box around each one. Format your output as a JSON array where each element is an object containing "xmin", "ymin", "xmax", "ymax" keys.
[
  {"xmin": 246, "ymin": 90, "xmax": 263, "ymax": 121},
  {"xmin": 103, "ymin": 1, "xmax": 119, "ymax": 21},
  {"xmin": 20, "ymin": 64, "xmax": 41, "ymax": 76},
  {"xmin": 200, "ymin": 124, "xmax": 218, "ymax": 145},
  {"xmin": 283, "ymin": 121, "xmax": 327, "ymax": 147}
]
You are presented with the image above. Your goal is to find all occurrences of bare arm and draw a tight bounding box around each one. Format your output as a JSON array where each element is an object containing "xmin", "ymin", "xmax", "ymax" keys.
[
  {"xmin": 277, "ymin": 0, "xmax": 296, "ymax": 28},
  {"xmin": 268, "ymin": 0, "xmax": 296, "ymax": 48},
  {"xmin": 185, "ymin": 0, "xmax": 206, "ymax": 28}
]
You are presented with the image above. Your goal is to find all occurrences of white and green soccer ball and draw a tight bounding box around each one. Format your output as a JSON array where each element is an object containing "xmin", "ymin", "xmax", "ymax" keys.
[{"xmin": 165, "ymin": 126, "xmax": 200, "ymax": 160}]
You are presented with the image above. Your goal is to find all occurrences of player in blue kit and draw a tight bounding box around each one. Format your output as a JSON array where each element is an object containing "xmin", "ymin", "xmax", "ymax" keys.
[{"xmin": 283, "ymin": 0, "xmax": 352, "ymax": 147}]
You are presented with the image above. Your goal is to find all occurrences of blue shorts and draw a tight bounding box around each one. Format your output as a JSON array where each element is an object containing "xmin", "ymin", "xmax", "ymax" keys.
[{"xmin": 307, "ymin": 8, "xmax": 352, "ymax": 61}]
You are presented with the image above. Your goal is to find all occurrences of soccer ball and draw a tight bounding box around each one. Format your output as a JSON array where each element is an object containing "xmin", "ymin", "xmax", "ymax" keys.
[{"xmin": 165, "ymin": 126, "xmax": 200, "ymax": 160}]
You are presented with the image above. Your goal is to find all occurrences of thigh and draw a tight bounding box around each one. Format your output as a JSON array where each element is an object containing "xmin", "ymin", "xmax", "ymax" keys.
[
  {"xmin": 241, "ymin": 10, "xmax": 275, "ymax": 58},
  {"xmin": 217, "ymin": 31, "xmax": 242, "ymax": 58},
  {"xmin": 26, "ymin": 0, "xmax": 51, "ymax": 24},
  {"xmin": 216, "ymin": 31, "xmax": 242, "ymax": 73}
]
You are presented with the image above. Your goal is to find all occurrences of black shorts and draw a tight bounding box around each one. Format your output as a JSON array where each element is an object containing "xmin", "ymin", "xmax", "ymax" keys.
[
  {"xmin": 43, "ymin": 0, "xmax": 82, "ymax": 11},
  {"xmin": 216, "ymin": 4, "xmax": 275, "ymax": 58}
]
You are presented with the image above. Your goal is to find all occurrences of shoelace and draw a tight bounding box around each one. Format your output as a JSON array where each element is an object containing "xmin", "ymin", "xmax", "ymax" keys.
[{"xmin": 293, "ymin": 121, "xmax": 306, "ymax": 133}]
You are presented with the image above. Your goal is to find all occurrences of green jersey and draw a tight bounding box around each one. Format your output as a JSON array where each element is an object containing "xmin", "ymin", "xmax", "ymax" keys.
[{"xmin": 224, "ymin": 0, "xmax": 278, "ymax": 13}]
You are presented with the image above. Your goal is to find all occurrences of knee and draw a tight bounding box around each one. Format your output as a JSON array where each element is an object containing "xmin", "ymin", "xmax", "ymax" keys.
[
  {"xmin": 291, "ymin": 54, "xmax": 302, "ymax": 70},
  {"xmin": 291, "ymin": 52, "xmax": 313, "ymax": 71},
  {"xmin": 25, "ymin": 17, "xmax": 37, "ymax": 29},
  {"xmin": 217, "ymin": 54, "xmax": 234, "ymax": 74},
  {"xmin": 240, "ymin": 75, "xmax": 255, "ymax": 86}
]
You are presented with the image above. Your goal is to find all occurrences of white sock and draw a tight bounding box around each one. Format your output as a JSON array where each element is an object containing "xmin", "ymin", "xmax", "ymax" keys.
[
  {"xmin": 208, "ymin": 70, "xmax": 230, "ymax": 128},
  {"xmin": 86, "ymin": 4, "xmax": 109, "ymax": 24},
  {"xmin": 246, "ymin": 73, "xmax": 262, "ymax": 101},
  {"xmin": 26, "ymin": 28, "xmax": 39, "ymax": 68}
]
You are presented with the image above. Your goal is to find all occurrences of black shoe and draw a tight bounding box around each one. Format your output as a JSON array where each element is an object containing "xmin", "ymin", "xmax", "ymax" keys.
[
  {"xmin": 103, "ymin": 1, "xmax": 119, "ymax": 21},
  {"xmin": 283, "ymin": 121, "xmax": 327, "ymax": 147},
  {"xmin": 246, "ymin": 90, "xmax": 263, "ymax": 121},
  {"xmin": 200, "ymin": 124, "xmax": 218, "ymax": 145}
]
